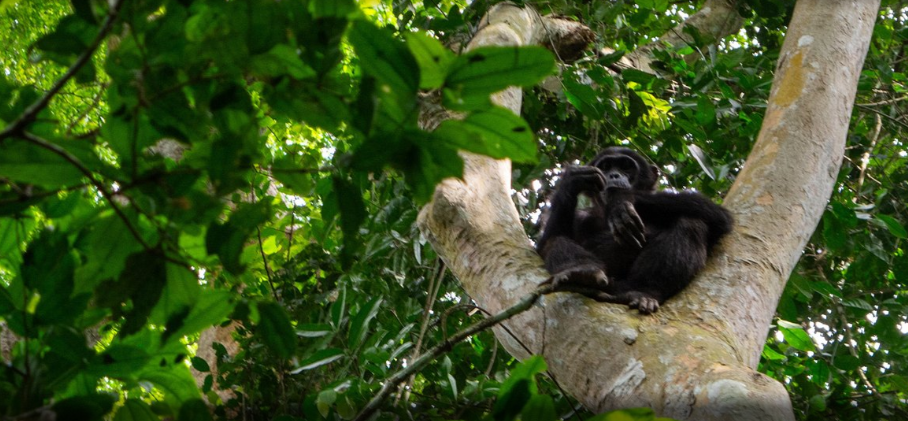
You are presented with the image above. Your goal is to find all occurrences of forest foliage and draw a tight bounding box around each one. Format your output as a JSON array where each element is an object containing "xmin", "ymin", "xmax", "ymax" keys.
[{"xmin": 1, "ymin": 0, "xmax": 908, "ymax": 420}]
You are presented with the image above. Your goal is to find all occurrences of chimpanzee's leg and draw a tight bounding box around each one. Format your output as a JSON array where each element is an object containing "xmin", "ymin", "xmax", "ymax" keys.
[{"xmin": 618, "ymin": 218, "xmax": 709, "ymax": 313}]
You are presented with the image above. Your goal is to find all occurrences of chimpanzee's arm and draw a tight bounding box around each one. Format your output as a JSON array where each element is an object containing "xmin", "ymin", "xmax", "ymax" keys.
[
  {"xmin": 537, "ymin": 166, "xmax": 607, "ymax": 252},
  {"xmin": 536, "ymin": 167, "xmax": 611, "ymax": 290},
  {"xmin": 632, "ymin": 192, "xmax": 733, "ymax": 246}
]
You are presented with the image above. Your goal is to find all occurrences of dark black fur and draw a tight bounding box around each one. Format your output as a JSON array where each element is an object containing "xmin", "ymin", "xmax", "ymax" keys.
[{"xmin": 537, "ymin": 147, "xmax": 733, "ymax": 313}]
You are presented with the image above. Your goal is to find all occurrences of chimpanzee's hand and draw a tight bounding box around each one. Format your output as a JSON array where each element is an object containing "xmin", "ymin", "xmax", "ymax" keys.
[
  {"xmin": 605, "ymin": 193, "xmax": 646, "ymax": 248},
  {"xmin": 562, "ymin": 166, "xmax": 607, "ymax": 196}
]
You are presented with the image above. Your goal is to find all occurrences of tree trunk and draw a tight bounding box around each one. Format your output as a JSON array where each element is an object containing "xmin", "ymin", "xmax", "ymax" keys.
[{"xmin": 417, "ymin": 1, "xmax": 879, "ymax": 419}]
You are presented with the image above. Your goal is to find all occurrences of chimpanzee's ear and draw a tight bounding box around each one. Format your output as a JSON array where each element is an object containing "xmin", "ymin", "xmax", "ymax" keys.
[{"xmin": 650, "ymin": 165, "xmax": 660, "ymax": 179}]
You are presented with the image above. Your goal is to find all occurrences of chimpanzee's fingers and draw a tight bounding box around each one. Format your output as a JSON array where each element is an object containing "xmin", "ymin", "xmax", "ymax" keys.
[{"xmin": 618, "ymin": 210, "xmax": 644, "ymax": 248}]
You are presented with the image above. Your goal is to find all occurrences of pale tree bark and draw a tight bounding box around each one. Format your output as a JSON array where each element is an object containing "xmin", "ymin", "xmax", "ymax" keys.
[
  {"xmin": 418, "ymin": 1, "xmax": 879, "ymax": 420},
  {"xmin": 624, "ymin": 0, "xmax": 744, "ymax": 73}
]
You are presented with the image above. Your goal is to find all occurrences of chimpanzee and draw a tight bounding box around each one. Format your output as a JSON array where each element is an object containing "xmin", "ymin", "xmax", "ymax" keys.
[{"xmin": 536, "ymin": 147, "xmax": 733, "ymax": 313}]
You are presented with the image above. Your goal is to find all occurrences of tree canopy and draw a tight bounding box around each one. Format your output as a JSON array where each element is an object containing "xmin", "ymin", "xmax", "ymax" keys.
[{"xmin": 0, "ymin": 0, "xmax": 907, "ymax": 420}]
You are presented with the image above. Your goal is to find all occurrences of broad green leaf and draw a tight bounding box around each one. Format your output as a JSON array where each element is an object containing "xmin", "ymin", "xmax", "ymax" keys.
[
  {"xmin": 520, "ymin": 395, "xmax": 557, "ymax": 421},
  {"xmin": 833, "ymin": 354, "xmax": 861, "ymax": 371},
  {"xmin": 492, "ymin": 379, "xmax": 532, "ymax": 421},
  {"xmin": 564, "ymin": 76, "xmax": 605, "ymax": 118},
  {"xmin": 272, "ymin": 157, "xmax": 317, "ymax": 196},
  {"xmin": 178, "ymin": 399, "xmax": 213, "ymax": 421},
  {"xmin": 150, "ymin": 263, "xmax": 202, "ymax": 327},
  {"xmin": 309, "ymin": 0, "xmax": 357, "ymax": 18},
  {"xmin": 113, "ymin": 399, "xmax": 158, "ymax": 421},
  {"xmin": 874, "ymin": 214, "xmax": 907, "ymax": 238},
  {"xmin": 139, "ymin": 365, "xmax": 202, "ymax": 406},
  {"xmin": 761, "ymin": 344, "xmax": 786, "ymax": 361},
  {"xmin": 34, "ymin": 15, "xmax": 94, "ymax": 56},
  {"xmin": 434, "ymin": 106, "xmax": 537, "ymax": 163},
  {"xmin": 333, "ymin": 176, "xmax": 366, "ymax": 268},
  {"xmin": 52, "ymin": 395, "xmax": 116, "ymax": 421},
  {"xmin": 444, "ymin": 46, "xmax": 555, "ymax": 110},
  {"xmin": 348, "ymin": 19, "xmax": 419, "ymax": 96},
  {"xmin": 74, "ymin": 213, "xmax": 144, "ymax": 294},
  {"xmin": 588, "ymin": 408, "xmax": 659, "ymax": 421},
  {"xmin": 206, "ymin": 201, "xmax": 271, "ymax": 274},
  {"xmin": 166, "ymin": 289, "xmax": 235, "ymax": 341},
  {"xmin": 347, "ymin": 297, "xmax": 382, "ymax": 349},
  {"xmin": 400, "ymin": 131, "xmax": 464, "ymax": 204},
  {"xmin": 116, "ymin": 252, "xmax": 168, "ymax": 336},
  {"xmin": 190, "ymin": 357, "xmax": 210, "ymax": 373},
  {"xmin": 249, "ymin": 44, "xmax": 316, "ymax": 79},
  {"xmin": 0, "ymin": 140, "xmax": 86, "ymax": 187},
  {"xmin": 405, "ymin": 31, "xmax": 454, "ymax": 89},
  {"xmin": 257, "ymin": 301, "xmax": 298, "ymax": 359},
  {"xmin": 777, "ymin": 320, "xmax": 815, "ymax": 352},
  {"xmin": 291, "ymin": 348, "xmax": 344, "ymax": 373},
  {"xmin": 87, "ymin": 344, "xmax": 150, "ymax": 378}
]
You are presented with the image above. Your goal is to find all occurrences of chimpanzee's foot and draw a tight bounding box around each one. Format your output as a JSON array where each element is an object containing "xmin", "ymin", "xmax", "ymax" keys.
[
  {"xmin": 624, "ymin": 291, "xmax": 660, "ymax": 314},
  {"xmin": 548, "ymin": 264, "xmax": 609, "ymax": 290}
]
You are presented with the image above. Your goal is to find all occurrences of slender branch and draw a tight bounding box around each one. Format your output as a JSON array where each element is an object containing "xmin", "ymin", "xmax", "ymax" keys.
[
  {"xmin": 257, "ymin": 227, "xmax": 279, "ymax": 301},
  {"xmin": 0, "ymin": 0, "xmax": 124, "ymax": 141},
  {"xmin": 18, "ymin": 132, "xmax": 150, "ymax": 250},
  {"xmin": 352, "ymin": 282, "xmax": 556, "ymax": 421}
]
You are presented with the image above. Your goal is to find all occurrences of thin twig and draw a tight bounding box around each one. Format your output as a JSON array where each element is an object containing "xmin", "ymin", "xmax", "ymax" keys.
[
  {"xmin": 18, "ymin": 132, "xmax": 150, "ymax": 250},
  {"xmin": 396, "ymin": 262, "xmax": 446, "ymax": 405},
  {"xmin": 257, "ymin": 227, "xmax": 279, "ymax": 301},
  {"xmin": 352, "ymin": 282, "xmax": 556, "ymax": 421},
  {"xmin": 0, "ymin": 0, "xmax": 124, "ymax": 141}
]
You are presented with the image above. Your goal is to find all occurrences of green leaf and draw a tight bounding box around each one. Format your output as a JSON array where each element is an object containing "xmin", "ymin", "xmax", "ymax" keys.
[
  {"xmin": 348, "ymin": 19, "xmax": 419, "ymax": 97},
  {"xmin": 113, "ymin": 399, "xmax": 159, "ymax": 421},
  {"xmin": 291, "ymin": 348, "xmax": 344, "ymax": 373},
  {"xmin": 178, "ymin": 399, "xmax": 213, "ymax": 421},
  {"xmin": 309, "ymin": 0, "xmax": 357, "ymax": 18},
  {"xmin": 0, "ymin": 140, "xmax": 86, "ymax": 187},
  {"xmin": 87, "ymin": 344, "xmax": 150, "ymax": 378},
  {"xmin": 166, "ymin": 289, "xmax": 235, "ymax": 342},
  {"xmin": 874, "ymin": 214, "xmax": 908, "ymax": 238},
  {"xmin": 249, "ymin": 44, "xmax": 316, "ymax": 79},
  {"xmin": 444, "ymin": 46, "xmax": 555, "ymax": 110},
  {"xmin": 35, "ymin": 15, "xmax": 95, "ymax": 56},
  {"xmin": 521, "ymin": 395, "xmax": 557, "ymax": 421},
  {"xmin": 833, "ymin": 354, "xmax": 861, "ymax": 372},
  {"xmin": 625, "ymin": 89, "xmax": 647, "ymax": 127},
  {"xmin": 347, "ymin": 297, "xmax": 382, "ymax": 349},
  {"xmin": 297, "ymin": 323, "xmax": 333, "ymax": 338},
  {"xmin": 74, "ymin": 213, "xmax": 144, "ymax": 294},
  {"xmin": 117, "ymin": 252, "xmax": 168, "ymax": 336},
  {"xmin": 492, "ymin": 379, "xmax": 532, "ymax": 421},
  {"xmin": 588, "ymin": 408, "xmax": 658, "ymax": 421},
  {"xmin": 406, "ymin": 31, "xmax": 454, "ymax": 89},
  {"xmin": 150, "ymin": 263, "xmax": 202, "ymax": 328},
  {"xmin": 400, "ymin": 131, "xmax": 464, "ymax": 204},
  {"xmin": 434, "ymin": 106, "xmax": 537, "ymax": 163},
  {"xmin": 52, "ymin": 395, "xmax": 116, "ymax": 421},
  {"xmin": 777, "ymin": 320, "xmax": 816, "ymax": 352},
  {"xmin": 272, "ymin": 157, "xmax": 317, "ymax": 196},
  {"xmin": 138, "ymin": 365, "xmax": 202, "ymax": 406},
  {"xmin": 206, "ymin": 201, "xmax": 271, "ymax": 274},
  {"xmin": 190, "ymin": 356, "xmax": 210, "ymax": 372},
  {"xmin": 257, "ymin": 301, "xmax": 298, "ymax": 359},
  {"xmin": 333, "ymin": 176, "xmax": 366, "ymax": 268},
  {"xmin": 761, "ymin": 344, "xmax": 786, "ymax": 361}
]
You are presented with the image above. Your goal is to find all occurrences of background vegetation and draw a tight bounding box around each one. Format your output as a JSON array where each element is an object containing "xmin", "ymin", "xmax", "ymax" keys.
[{"xmin": 0, "ymin": 0, "xmax": 907, "ymax": 420}]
